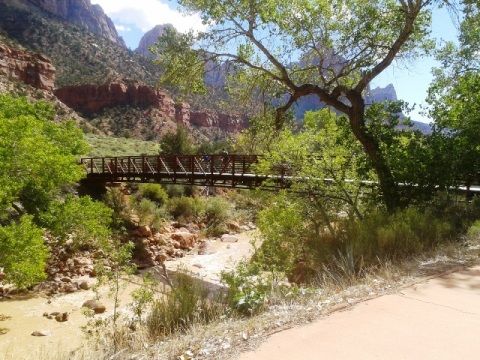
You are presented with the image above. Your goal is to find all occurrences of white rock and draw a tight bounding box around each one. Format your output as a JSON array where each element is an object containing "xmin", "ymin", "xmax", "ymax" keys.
[{"xmin": 221, "ymin": 234, "xmax": 239, "ymax": 243}]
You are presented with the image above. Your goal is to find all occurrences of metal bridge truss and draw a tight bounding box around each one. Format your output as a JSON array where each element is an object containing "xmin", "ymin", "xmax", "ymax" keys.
[{"xmin": 80, "ymin": 154, "xmax": 290, "ymax": 189}]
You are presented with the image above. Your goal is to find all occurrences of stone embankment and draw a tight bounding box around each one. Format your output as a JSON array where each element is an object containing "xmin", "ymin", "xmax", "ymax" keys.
[{"xmin": 0, "ymin": 219, "xmax": 253, "ymax": 297}]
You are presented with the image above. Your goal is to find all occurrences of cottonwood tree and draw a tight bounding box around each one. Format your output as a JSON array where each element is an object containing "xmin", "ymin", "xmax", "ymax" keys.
[
  {"xmin": 0, "ymin": 94, "xmax": 116, "ymax": 288},
  {"xmin": 0, "ymin": 94, "xmax": 88, "ymax": 215},
  {"xmin": 427, "ymin": 1, "xmax": 480, "ymax": 189},
  {"xmin": 153, "ymin": 0, "xmax": 439, "ymax": 212}
]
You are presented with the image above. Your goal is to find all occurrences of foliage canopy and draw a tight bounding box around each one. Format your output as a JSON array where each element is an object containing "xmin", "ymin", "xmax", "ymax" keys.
[{"xmin": 154, "ymin": 0, "xmax": 438, "ymax": 211}]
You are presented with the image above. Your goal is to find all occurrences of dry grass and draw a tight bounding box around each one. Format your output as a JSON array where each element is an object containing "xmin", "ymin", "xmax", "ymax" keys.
[
  {"xmin": 4, "ymin": 234, "xmax": 479, "ymax": 360},
  {"xmin": 36, "ymin": 235, "xmax": 478, "ymax": 360}
]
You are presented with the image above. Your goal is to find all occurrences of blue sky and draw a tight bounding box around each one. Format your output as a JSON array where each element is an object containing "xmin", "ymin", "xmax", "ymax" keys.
[{"xmin": 92, "ymin": 0, "xmax": 458, "ymax": 123}]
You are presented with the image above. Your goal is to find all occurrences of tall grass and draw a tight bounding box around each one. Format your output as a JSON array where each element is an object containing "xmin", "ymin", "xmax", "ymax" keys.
[
  {"xmin": 257, "ymin": 204, "xmax": 465, "ymax": 283},
  {"xmin": 146, "ymin": 270, "xmax": 225, "ymax": 337}
]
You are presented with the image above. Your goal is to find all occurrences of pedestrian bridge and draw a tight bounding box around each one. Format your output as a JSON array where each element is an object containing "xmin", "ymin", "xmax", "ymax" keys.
[
  {"xmin": 80, "ymin": 154, "xmax": 290, "ymax": 189},
  {"xmin": 80, "ymin": 155, "xmax": 480, "ymax": 198}
]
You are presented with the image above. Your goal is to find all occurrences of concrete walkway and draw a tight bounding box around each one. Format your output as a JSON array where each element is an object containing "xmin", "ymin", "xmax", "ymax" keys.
[{"xmin": 239, "ymin": 266, "xmax": 480, "ymax": 360}]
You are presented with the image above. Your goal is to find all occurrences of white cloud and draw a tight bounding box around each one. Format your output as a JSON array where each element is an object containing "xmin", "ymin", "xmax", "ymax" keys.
[
  {"xmin": 91, "ymin": 0, "xmax": 205, "ymax": 33},
  {"xmin": 115, "ymin": 24, "xmax": 131, "ymax": 32}
]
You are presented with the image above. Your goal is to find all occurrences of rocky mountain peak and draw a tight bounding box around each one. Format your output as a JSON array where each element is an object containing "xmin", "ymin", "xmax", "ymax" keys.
[
  {"xmin": 25, "ymin": 0, "xmax": 125, "ymax": 47},
  {"xmin": 367, "ymin": 83, "xmax": 398, "ymax": 103},
  {"xmin": 135, "ymin": 24, "xmax": 175, "ymax": 58}
]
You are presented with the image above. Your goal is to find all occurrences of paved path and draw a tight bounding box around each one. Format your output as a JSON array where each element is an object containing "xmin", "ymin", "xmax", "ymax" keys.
[{"xmin": 240, "ymin": 266, "xmax": 480, "ymax": 360}]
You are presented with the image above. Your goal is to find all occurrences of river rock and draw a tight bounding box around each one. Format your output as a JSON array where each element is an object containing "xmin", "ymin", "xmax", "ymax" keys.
[
  {"xmin": 55, "ymin": 312, "xmax": 69, "ymax": 322},
  {"xmin": 82, "ymin": 300, "xmax": 106, "ymax": 314},
  {"xmin": 226, "ymin": 221, "xmax": 241, "ymax": 233},
  {"xmin": 221, "ymin": 234, "xmax": 239, "ymax": 243},
  {"xmin": 198, "ymin": 241, "xmax": 217, "ymax": 255},
  {"xmin": 32, "ymin": 330, "xmax": 52, "ymax": 336},
  {"xmin": 171, "ymin": 232, "xmax": 197, "ymax": 249},
  {"xmin": 137, "ymin": 225, "xmax": 153, "ymax": 238},
  {"xmin": 155, "ymin": 253, "xmax": 168, "ymax": 263},
  {"xmin": 79, "ymin": 281, "xmax": 90, "ymax": 290}
]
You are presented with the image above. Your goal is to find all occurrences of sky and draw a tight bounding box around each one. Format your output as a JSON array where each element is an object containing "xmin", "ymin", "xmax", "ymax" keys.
[{"xmin": 91, "ymin": 0, "xmax": 459, "ymax": 124}]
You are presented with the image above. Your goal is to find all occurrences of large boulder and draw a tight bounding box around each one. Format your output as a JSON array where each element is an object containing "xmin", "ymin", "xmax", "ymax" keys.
[
  {"xmin": 171, "ymin": 232, "xmax": 197, "ymax": 249},
  {"xmin": 82, "ymin": 299, "xmax": 106, "ymax": 314}
]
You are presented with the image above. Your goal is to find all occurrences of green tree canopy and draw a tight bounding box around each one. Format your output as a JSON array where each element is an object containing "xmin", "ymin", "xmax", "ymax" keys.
[
  {"xmin": 0, "ymin": 94, "xmax": 89, "ymax": 215},
  {"xmin": 0, "ymin": 216, "xmax": 49, "ymax": 289},
  {"xmin": 0, "ymin": 94, "xmax": 96, "ymax": 288},
  {"xmin": 427, "ymin": 1, "xmax": 480, "ymax": 187},
  {"xmin": 159, "ymin": 124, "xmax": 194, "ymax": 154},
  {"xmin": 153, "ymin": 0, "xmax": 438, "ymax": 211}
]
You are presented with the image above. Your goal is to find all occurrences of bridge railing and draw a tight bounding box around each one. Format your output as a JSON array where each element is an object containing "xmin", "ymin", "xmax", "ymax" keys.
[{"xmin": 80, "ymin": 154, "xmax": 272, "ymax": 187}]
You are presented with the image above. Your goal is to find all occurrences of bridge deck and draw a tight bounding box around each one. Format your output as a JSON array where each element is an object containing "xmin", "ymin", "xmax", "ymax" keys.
[
  {"xmin": 80, "ymin": 155, "xmax": 480, "ymax": 196},
  {"xmin": 80, "ymin": 154, "xmax": 290, "ymax": 189}
]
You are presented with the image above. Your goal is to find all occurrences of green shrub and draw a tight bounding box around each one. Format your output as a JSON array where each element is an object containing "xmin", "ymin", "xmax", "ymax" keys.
[
  {"xmin": 350, "ymin": 207, "xmax": 452, "ymax": 261},
  {"xmin": 40, "ymin": 195, "xmax": 113, "ymax": 249},
  {"xmin": 257, "ymin": 203, "xmax": 456, "ymax": 283},
  {"xmin": 146, "ymin": 270, "xmax": 224, "ymax": 336},
  {"xmin": 466, "ymin": 220, "xmax": 480, "ymax": 242},
  {"xmin": 221, "ymin": 261, "xmax": 270, "ymax": 316},
  {"xmin": 151, "ymin": 206, "xmax": 169, "ymax": 230},
  {"xmin": 163, "ymin": 184, "xmax": 185, "ymax": 198},
  {"xmin": 137, "ymin": 183, "xmax": 168, "ymax": 206},
  {"xmin": 205, "ymin": 197, "xmax": 230, "ymax": 225},
  {"xmin": 203, "ymin": 197, "xmax": 230, "ymax": 236},
  {"xmin": 134, "ymin": 198, "xmax": 157, "ymax": 226},
  {"xmin": 0, "ymin": 215, "xmax": 49, "ymax": 289},
  {"xmin": 166, "ymin": 196, "xmax": 205, "ymax": 221},
  {"xmin": 103, "ymin": 187, "xmax": 129, "ymax": 228}
]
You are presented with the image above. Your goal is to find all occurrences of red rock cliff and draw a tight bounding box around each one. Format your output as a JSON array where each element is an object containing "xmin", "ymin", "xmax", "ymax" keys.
[
  {"xmin": 55, "ymin": 82, "xmax": 248, "ymax": 133},
  {"xmin": 55, "ymin": 82, "xmax": 176, "ymax": 117},
  {"xmin": 190, "ymin": 110, "xmax": 248, "ymax": 133},
  {"xmin": 0, "ymin": 44, "xmax": 55, "ymax": 91}
]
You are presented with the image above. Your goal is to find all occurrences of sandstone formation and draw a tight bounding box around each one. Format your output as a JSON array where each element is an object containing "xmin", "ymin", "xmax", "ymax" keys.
[
  {"xmin": 55, "ymin": 82, "xmax": 176, "ymax": 116},
  {"xmin": 55, "ymin": 81, "xmax": 249, "ymax": 133},
  {"xmin": 190, "ymin": 110, "xmax": 248, "ymax": 133},
  {"xmin": 175, "ymin": 102, "xmax": 191, "ymax": 126},
  {"xmin": 24, "ymin": 0, "xmax": 125, "ymax": 47},
  {"xmin": 0, "ymin": 44, "xmax": 55, "ymax": 91},
  {"xmin": 136, "ymin": 24, "xmax": 175, "ymax": 59}
]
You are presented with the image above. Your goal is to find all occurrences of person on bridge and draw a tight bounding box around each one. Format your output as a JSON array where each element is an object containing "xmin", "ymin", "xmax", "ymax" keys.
[{"xmin": 221, "ymin": 148, "xmax": 229, "ymax": 166}]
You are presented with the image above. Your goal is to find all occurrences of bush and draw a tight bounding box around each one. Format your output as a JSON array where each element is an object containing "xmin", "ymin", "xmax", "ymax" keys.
[
  {"xmin": 163, "ymin": 184, "xmax": 185, "ymax": 198},
  {"xmin": 134, "ymin": 198, "xmax": 157, "ymax": 226},
  {"xmin": 349, "ymin": 207, "xmax": 452, "ymax": 261},
  {"xmin": 137, "ymin": 183, "xmax": 168, "ymax": 206},
  {"xmin": 166, "ymin": 196, "xmax": 205, "ymax": 221},
  {"xmin": 146, "ymin": 270, "xmax": 224, "ymax": 336},
  {"xmin": 257, "ymin": 203, "xmax": 456, "ymax": 283},
  {"xmin": 103, "ymin": 187, "xmax": 129, "ymax": 228},
  {"xmin": 40, "ymin": 195, "xmax": 113, "ymax": 249},
  {"xmin": 0, "ymin": 216, "xmax": 49, "ymax": 288},
  {"xmin": 221, "ymin": 261, "xmax": 270, "ymax": 316},
  {"xmin": 466, "ymin": 220, "xmax": 480, "ymax": 242},
  {"xmin": 204, "ymin": 197, "xmax": 230, "ymax": 236}
]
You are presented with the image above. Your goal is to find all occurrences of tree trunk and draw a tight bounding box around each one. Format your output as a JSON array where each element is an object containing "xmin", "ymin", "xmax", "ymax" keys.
[{"xmin": 347, "ymin": 90, "xmax": 399, "ymax": 213}]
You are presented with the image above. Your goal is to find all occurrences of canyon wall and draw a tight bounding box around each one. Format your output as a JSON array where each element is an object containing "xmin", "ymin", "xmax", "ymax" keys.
[{"xmin": 0, "ymin": 44, "xmax": 55, "ymax": 91}]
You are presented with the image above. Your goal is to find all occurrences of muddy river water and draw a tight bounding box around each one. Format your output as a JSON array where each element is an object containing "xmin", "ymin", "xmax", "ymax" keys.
[{"xmin": 0, "ymin": 231, "xmax": 257, "ymax": 359}]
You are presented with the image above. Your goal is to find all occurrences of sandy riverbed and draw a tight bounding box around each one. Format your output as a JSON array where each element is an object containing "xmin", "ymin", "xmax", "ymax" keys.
[{"xmin": 0, "ymin": 231, "xmax": 258, "ymax": 359}]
